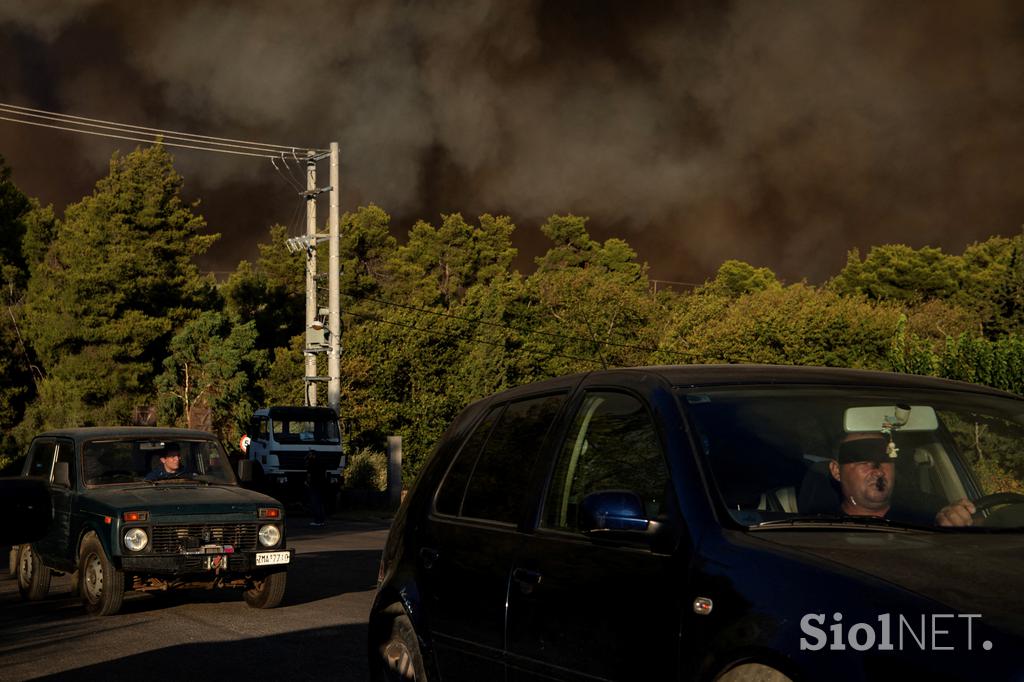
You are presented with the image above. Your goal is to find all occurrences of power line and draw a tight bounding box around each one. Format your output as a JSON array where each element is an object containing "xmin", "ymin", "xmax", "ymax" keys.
[
  {"xmin": 0, "ymin": 114, "xmax": 280, "ymax": 159},
  {"xmin": 0, "ymin": 101, "xmax": 324, "ymax": 153}
]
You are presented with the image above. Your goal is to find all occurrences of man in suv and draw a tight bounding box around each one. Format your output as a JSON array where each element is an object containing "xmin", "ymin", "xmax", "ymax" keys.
[{"xmin": 16, "ymin": 427, "xmax": 292, "ymax": 616}]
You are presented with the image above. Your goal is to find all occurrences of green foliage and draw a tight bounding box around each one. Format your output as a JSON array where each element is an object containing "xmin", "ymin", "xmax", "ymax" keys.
[
  {"xmin": 22, "ymin": 144, "xmax": 219, "ymax": 430},
  {"xmin": 343, "ymin": 447, "xmax": 388, "ymax": 491},
  {"xmin": 223, "ymin": 225, "xmax": 304, "ymax": 350},
  {"xmin": 829, "ymin": 245, "xmax": 961, "ymax": 302},
  {"xmin": 662, "ymin": 284, "xmax": 902, "ymax": 368},
  {"xmin": 702, "ymin": 259, "xmax": 781, "ymax": 298},
  {"xmin": 156, "ymin": 311, "xmax": 266, "ymax": 440}
]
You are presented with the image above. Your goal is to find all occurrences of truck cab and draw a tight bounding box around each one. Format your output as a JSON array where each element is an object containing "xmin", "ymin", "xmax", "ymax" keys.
[{"xmin": 246, "ymin": 406, "xmax": 346, "ymax": 500}]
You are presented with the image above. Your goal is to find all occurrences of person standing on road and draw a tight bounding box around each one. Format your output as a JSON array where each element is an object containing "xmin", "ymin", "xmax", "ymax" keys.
[{"xmin": 306, "ymin": 450, "xmax": 328, "ymax": 527}]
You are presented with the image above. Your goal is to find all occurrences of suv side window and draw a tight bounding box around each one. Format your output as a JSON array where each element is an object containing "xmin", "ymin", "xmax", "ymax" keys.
[
  {"xmin": 461, "ymin": 394, "xmax": 566, "ymax": 524},
  {"xmin": 543, "ymin": 391, "xmax": 670, "ymax": 532},
  {"xmin": 25, "ymin": 440, "xmax": 57, "ymax": 479},
  {"xmin": 53, "ymin": 439, "xmax": 76, "ymax": 487},
  {"xmin": 435, "ymin": 406, "xmax": 503, "ymax": 516}
]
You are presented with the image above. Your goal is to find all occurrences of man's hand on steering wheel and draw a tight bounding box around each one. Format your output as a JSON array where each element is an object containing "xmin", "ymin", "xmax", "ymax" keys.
[{"xmin": 935, "ymin": 497, "xmax": 976, "ymax": 527}]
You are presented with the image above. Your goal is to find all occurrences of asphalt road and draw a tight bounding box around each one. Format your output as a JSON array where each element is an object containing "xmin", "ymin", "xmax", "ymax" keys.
[{"xmin": 0, "ymin": 518, "xmax": 391, "ymax": 682}]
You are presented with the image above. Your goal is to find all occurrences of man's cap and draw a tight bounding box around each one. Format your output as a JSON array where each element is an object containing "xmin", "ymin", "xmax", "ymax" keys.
[{"xmin": 837, "ymin": 433, "xmax": 894, "ymax": 464}]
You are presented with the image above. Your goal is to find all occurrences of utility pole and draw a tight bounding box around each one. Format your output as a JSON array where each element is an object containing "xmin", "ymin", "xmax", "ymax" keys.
[
  {"xmin": 304, "ymin": 150, "xmax": 319, "ymax": 406},
  {"xmin": 327, "ymin": 142, "xmax": 341, "ymax": 413}
]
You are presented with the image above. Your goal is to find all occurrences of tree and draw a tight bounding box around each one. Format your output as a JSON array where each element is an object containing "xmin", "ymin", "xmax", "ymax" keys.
[
  {"xmin": 828, "ymin": 245, "xmax": 961, "ymax": 302},
  {"xmin": 395, "ymin": 212, "xmax": 516, "ymax": 307},
  {"xmin": 156, "ymin": 311, "xmax": 265, "ymax": 438},
  {"xmin": 22, "ymin": 144, "xmax": 219, "ymax": 429},
  {"xmin": 0, "ymin": 156, "xmax": 35, "ymax": 459},
  {"xmin": 701, "ymin": 259, "xmax": 781, "ymax": 298},
  {"xmin": 223, "ymin": 224, "xmax": 305, "ymax": 351}
]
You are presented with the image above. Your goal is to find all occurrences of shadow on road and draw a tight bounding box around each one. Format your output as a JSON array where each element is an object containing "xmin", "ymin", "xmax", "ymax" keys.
[{"xmin": 35, "ymin": 622, "xmax": 371, "ymax": 681}]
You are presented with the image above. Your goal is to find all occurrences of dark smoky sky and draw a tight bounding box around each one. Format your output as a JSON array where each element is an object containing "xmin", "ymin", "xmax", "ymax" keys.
[{"xmin": 1, "ymin": 1, "xmax": 1024, "ymax": 284}]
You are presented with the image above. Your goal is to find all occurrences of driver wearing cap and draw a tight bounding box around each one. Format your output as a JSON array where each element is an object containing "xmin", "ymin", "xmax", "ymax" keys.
[
  {"xmin": 146, "ymin": 446, "xmax": 186, "ymax": 481},
  {"xmin": 829, "ymin": 433, "xmax": 975, "ymax": 526}
]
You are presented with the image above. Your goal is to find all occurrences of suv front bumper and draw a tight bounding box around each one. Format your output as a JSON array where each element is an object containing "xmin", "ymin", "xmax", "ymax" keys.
[{"xmin": 120, "ymin": 548, "xmax": 293, "ymax": 574}]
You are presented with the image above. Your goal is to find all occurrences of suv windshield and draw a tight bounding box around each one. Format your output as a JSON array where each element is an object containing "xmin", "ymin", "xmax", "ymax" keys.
[
  {"xmin": 680, "ymin": 386, "xmax": 1024, "ymax": 530},
  {"xmin": 83, "ymin": 438, "xmax": 237, "ymax": 486}
]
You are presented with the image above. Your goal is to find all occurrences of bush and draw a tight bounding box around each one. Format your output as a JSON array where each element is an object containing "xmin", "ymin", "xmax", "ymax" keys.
[{"xmin": 343, "ymin": 448, "xmax": 388, "ymax": 491}]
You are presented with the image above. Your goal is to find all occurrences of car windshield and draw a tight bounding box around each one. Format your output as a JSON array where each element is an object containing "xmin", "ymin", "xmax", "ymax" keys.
[
  {"xmin": 82, "ymin": 438, "xmax": 237, "ymax": 486},
  {"xmin": 680, "ymin": 386, "xmax": 1024, "ymax": 531}
]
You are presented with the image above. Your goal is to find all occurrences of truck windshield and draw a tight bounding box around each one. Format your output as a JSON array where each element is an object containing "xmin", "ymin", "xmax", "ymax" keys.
[
  {"xmin": 83, "ymin": 438, "xmax": 238, "ymax": 486},
  {"xmin": 272, "ymin": 418, "xmax": 340, "ymax": 445}
]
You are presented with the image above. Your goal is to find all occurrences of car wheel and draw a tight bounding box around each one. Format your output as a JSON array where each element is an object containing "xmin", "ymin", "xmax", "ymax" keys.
[
  {"xmin": 716, "ymin": 662, "xmax": 793, "ymax": 682},
  {"xmin": 373, "ymin": 613, "xmax": 427, "ymax": 682},
  {"xmin": 79, "ymin": 534, "xmax": 125, "ymax": 616},
  {"xmin": 244, "ymin": 570, "xmax": 287, "ymax": 609},
  {"xmin": 17, "ymin": 545, "xmax": 51, "ymax": 600}
]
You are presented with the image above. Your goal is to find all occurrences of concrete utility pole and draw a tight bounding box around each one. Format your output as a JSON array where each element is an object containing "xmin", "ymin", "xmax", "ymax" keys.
[
  {"xmin": 327, "ymin": 142, "xmax": 341, "ymax": 413},
  {"xmin": 304, "ymin": 150, "xmax": 319, "ymax": 406}
]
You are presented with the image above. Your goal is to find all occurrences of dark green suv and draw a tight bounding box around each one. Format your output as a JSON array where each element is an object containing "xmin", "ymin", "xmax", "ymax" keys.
[{"xmin": 14, "ymin": 427, "xmax": 291, "ymax": 616}]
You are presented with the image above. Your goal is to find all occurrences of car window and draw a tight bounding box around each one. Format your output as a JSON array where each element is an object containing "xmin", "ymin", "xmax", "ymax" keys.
[
  {"xmin": 460, "ymin": 394, "xmax": 565, "ymax": 523},
  {"xmin": 543, "ymin": 391, "xmax": 670, "ymax": 532},
  {"xmin": 82, "ymin": 438, "xmax": 237, "ymax": 485},
  {"xmin": 54, "ymin": 439, "xmax": 76, "ymax": 486},
  {"xmin": 25, "ymin": 440, "xmax": 57, "ymax": 478},
  {"xmin": 681, "ymin": 387, "xmax": 1024, "ymax": 529},
  {"xmin": 435, "ymin": 406, "xmax": 503, "ymax": 516}
]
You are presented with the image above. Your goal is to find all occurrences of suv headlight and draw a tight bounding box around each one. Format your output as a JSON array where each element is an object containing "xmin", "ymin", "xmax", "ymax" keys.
[
  {"xmin": 258, "ymin": 524, "xmax": 281, "ymax": 547},
  {"xmin": 124, "ymin": 527, "xmax": 149, "ymax": 552}
]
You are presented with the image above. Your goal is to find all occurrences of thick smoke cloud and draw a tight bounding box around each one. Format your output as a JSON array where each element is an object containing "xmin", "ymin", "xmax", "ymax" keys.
[{"xmin": 1, "ymin": 0, "xmax": 1023, "ymax": 283}]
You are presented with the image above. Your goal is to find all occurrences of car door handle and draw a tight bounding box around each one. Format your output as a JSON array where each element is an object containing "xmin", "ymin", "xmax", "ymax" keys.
[
  {"xmin": 512, "ymin": 568, "xmax": 543, "ymax": 586},
  {"xmin": 419, "ymin": 547, "xmax": 439, "ymax": 570}
]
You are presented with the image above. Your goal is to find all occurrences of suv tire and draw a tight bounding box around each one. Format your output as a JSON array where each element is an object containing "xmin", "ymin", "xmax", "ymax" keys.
[
  {"xmin": 79, "ymin": 534, "xmax": 125, "ymax": 616},
  {"xmin": 17, "ymin": 545, "xmax": 51, "ymax": 600},
  {"xmin": 244, "ymin": 569, "xmax": 286, "ymax": 609}
]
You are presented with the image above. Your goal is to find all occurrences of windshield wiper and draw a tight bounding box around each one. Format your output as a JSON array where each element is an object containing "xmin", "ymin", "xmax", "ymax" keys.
[{"xmin": 751, "ymin": 515, "xmax": 934, "ymax": 532}]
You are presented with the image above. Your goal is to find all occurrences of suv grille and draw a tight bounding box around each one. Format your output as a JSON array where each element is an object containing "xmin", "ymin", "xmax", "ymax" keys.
[{"xmin": 151, "ymin": 524, "xmax": 259, "ymax": 554}]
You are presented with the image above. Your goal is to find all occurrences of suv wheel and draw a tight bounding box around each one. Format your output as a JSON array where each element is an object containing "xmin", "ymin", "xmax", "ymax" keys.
[
  {"xmin": 373, "ymin": 613, "xmax": 426, "ymax": 682},
  {"xmin": 243, "ymin": 570, "xmax": 287, "ymax": 609},
  {"xmin": 7, "ymin": 545, "xmax": 18, "ymax": 580},
  {"xmin": 79, "ymin": 534, "xmax": 124, "ymax": 616},
  {"xmin": 17, "ymin": 545, "xmax": 51, "ymax": 600}
]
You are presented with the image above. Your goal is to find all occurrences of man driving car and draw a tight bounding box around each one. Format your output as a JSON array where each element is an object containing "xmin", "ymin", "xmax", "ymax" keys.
[
  {"xmin": 145, "ymin": 446, "xmax": 186, "ymax": 481},
  {"xmin": 829, "ymin": 432, "xmax": 975, "ymax": 526}
]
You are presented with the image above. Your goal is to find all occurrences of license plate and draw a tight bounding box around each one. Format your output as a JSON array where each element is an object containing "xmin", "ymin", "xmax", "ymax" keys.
[{"xmin": 256, "ymin": 551, "xmax": 290, "ymax": 566}]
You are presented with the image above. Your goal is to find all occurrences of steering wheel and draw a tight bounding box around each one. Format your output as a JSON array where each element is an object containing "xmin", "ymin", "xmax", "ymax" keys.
[{"xmin": 972, "ymin": 492, "xmax": 1024, "ymax": 523}]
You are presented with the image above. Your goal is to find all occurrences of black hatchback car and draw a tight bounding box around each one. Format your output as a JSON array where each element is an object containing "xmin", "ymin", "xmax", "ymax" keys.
[{"xmin": 369, "ymin": 366, "xmax": 1024, "ymax": 681}]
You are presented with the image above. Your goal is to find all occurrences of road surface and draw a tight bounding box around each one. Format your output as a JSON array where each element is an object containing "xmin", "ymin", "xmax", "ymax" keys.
[{"xmin": 0, "ymin": 518, "xmax": 390, "ymax": 681}]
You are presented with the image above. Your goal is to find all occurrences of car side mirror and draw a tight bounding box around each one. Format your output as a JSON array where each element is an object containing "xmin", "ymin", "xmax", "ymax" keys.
[
  {"xmin": 237, "ymin": 459, "xmax": 253, "ymax": 483},
  {"xmin": 52, "ymin": 462, "xmax": 71, "ymax": 488},
  {"xmin": 581, "ymin": 490, "xmax": 653, "ymax": 532}
]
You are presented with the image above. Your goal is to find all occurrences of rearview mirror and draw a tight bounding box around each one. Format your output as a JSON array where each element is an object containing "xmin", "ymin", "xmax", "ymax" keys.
[
  {"xmin": 237, "ymin": 459, "xmax": 253, "ymax": 483},
  {"xmin": 844, "ymin": 405, "xmax": 938, "ymax": 432}
]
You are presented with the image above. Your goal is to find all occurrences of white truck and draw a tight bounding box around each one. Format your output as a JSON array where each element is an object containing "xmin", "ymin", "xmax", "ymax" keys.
[{"xmin": 243, "ymin": 406, "xmax": 345, "ymax": 504}]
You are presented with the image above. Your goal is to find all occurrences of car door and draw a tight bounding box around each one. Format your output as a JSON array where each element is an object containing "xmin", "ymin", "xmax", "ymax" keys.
[
  {"xmin": 24, "ymin": 439, "xmax": 60, "ymax": 562},
  {"xmin": 419, "ymin": 393, "xmax": 566, "ymax": 682},
  {"xmin": 506, "ymin": 388, "xmax": 686, "ymax": 681},
  {"xmin": 48, "ymin": 438, "xmax": 78, "ymax": 570}
]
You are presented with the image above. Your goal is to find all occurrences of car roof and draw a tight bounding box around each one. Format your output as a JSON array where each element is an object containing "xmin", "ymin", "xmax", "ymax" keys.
[
  {"xmin": 643, "ymin": 364, "xmax": 1019, "ymax": 397},
  {"xmin": 470, "ymin": 364, "xmax": 1021, "ymax": 404},
  {"xmin": 33, "ymin": 426, "xmax": 219, "ymax": 445}
]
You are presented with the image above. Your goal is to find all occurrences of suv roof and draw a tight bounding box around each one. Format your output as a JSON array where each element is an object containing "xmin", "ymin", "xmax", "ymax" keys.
[{"xmin": 33, "ymin": 426, "xmax": 218, "ymax": 445}]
